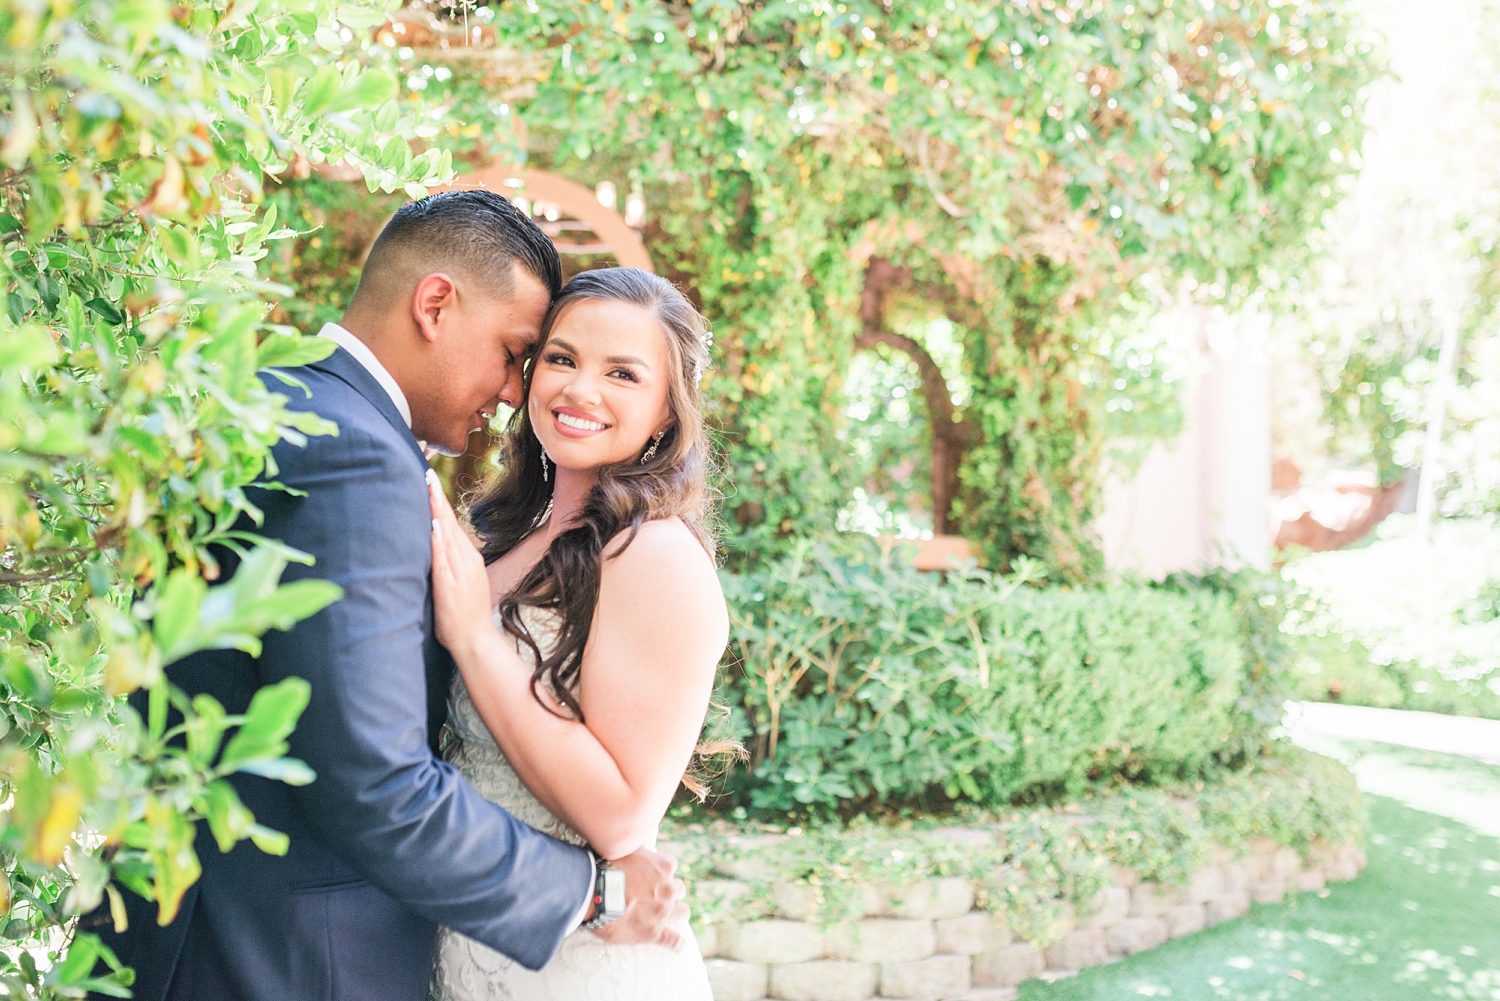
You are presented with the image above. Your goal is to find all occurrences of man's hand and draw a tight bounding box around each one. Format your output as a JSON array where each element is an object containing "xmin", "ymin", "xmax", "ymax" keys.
[{"xmin": 593, "ymin": 847, "xmax": 688, "ymax": 949}]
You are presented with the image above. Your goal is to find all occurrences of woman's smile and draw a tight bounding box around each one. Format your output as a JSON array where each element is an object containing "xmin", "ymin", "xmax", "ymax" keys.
[{"xmin": 553, "ymin": 406, "xmax": 612, "ymax": 437}]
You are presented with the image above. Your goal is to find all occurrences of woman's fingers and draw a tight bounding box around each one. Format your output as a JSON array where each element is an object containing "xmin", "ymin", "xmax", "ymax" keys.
[
  {"xmin": 428, "ymin": 475, "xmax": 464, "ymax": 558},
  {"xmin": 425, "ymin": 469, "xmax": 491, "ymax": 642},
  {"xmin": 427, "ymin": 469, "xmax": 460, "ymax": 531},
  {"xmin": 427, "ymin": 473, "xmax": 460, "ymax": 593}
]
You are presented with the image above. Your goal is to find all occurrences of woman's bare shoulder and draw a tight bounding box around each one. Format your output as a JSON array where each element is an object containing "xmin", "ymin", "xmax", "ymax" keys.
[
  {"xmin": 603, "ymin": 517, "xmax": 713, "ymax": 566},
  {"xmin": 600, "ymin": 519, "xmax": 726, "ymax": 627}
]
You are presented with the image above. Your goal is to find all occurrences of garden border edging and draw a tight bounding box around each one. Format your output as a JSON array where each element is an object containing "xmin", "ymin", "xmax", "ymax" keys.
[{"xmin": 680, "ymin": 835, "xmax": 1367, "ymax": 1001}]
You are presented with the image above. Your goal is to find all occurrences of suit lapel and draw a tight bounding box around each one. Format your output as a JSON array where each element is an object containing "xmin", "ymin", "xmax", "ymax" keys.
[{"xmin": 306, "ymin": 347, "xmax": 430, "ymax": 469}]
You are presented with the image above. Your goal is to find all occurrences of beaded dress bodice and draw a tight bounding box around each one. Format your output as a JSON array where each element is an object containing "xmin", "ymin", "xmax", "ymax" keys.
[{"xmin": 430, "ymin": 609, "xmax": 709, "ymax": 1001}]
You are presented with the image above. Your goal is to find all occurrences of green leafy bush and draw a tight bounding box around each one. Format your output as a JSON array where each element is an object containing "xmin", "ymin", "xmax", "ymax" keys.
[
  {"xmin": 717, "ymin": 540, "xmax": 1277, "ymax": 816},
  {"xmin": 1196, "ymin": 745, "xmax": 1365, "ymax": 851},
  {"xmin": 0, "ymin": 0, "xmax": 456, "ymax": 992},
  {"xmin": 1157, "ymin": 565, "xmax": 1304, "ymax": 744}
]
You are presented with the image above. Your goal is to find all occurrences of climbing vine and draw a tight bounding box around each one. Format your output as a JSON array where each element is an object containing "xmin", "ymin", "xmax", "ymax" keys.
[{"xmin": 291, "ymin": 0, "xmax": 1377, "ymax": 576}]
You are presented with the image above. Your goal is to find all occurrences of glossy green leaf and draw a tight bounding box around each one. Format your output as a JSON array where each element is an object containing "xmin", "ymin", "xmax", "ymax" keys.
[
  {"xmin": 218, "ymin": 677, "xmax": 312, "ymax": 771},
  {"xmin": 257, "ymin": 331, "xmax": 337, "ymax": 370}
]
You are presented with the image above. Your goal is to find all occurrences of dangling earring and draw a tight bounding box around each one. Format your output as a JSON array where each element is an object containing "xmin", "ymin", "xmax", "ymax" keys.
[
  {"xmin": 540, "ymin": 450, "xmax": 549, "ymax": 482},
  {"xmin": 640, "ymin": 432, "xmax": 664, "ymax": 465}
]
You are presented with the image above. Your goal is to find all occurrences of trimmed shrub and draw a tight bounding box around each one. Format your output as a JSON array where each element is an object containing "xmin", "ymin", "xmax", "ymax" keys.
[
  {"xmin": 717, "ymin": 541, "xmax": 1281, "ymax": 815},
  {"xmin": 1197, "ymin": 742, "xmax": 1366, "ymax": 850}
]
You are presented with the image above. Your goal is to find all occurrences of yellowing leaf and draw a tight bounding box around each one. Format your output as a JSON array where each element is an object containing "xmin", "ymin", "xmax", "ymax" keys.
[
  {"xmin": 106, "ymin": 884, "xmax": 128, "ymax": 933},
  {"xmin": 146, "ymin": 799, "xmax": 200, "ymax": 926},
  {"xmin": 104, "ymin": 647, "xmax": 148, "ymax": 696},
  {"xmin": 36, "ymin": 784, "xmax": 82, "ymax": 865},
  {"xmin": 883, "ymin": 74, "xmax": 899, "ymax": 95},
  {"xmin": 138, "ymin": 155, "xmax": 189, "ymax": 217}
]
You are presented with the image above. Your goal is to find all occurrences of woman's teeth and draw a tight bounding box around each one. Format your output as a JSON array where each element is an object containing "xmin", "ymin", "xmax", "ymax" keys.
[{"xmin": 557, "ymin": 412, "xmax": 608, "ymax": 431}]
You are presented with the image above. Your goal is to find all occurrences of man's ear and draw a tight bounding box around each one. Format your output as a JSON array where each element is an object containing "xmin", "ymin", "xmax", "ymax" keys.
[{"xmin": 411, "ymin": 273, "xmax": 458, "ymax": 344}]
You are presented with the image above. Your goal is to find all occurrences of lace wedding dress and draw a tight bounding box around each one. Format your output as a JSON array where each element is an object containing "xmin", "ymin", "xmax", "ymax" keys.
[{"xmin": 431, "ymin": 609, "xmax": 712, "ymax": 1001}]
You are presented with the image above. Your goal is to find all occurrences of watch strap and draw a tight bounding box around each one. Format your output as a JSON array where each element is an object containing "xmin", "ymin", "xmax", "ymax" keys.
[{"xmin": 582, "ymin": 858, "xmax": 626, "ymax": 930}]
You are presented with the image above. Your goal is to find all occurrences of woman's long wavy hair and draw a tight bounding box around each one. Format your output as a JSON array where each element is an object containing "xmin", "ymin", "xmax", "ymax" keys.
[{"xmin": 467, "ymin": 267, "xmax": 718, "ymax": 725}]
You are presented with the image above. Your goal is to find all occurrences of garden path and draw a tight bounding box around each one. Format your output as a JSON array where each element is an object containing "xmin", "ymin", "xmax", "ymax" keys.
[{"xmin": 1016, "ymin": 704, "xmax": 1500, "ymax": 1000}]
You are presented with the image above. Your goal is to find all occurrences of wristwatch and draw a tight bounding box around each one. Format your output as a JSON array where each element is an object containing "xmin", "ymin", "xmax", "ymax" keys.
[{"xmin": 582, "ymin": 854, "xmax": 626, "ymax": 930}]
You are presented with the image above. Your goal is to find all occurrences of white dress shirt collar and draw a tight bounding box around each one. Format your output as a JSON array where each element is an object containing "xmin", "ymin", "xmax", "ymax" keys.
[{"xmin": 318, "ymin": 322, "xmax": 413, "ymax": 429}]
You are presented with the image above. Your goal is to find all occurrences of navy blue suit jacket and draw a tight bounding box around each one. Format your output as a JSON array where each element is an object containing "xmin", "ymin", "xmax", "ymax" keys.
[{"xmin": 93, "ymin": 348, "xmax": 592, "ymax": 1001}]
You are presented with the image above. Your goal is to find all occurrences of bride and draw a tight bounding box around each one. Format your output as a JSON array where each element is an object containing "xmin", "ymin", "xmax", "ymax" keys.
[{"xmin": 425, "ymin": 267, "xmax": 726, "ymax": 999}]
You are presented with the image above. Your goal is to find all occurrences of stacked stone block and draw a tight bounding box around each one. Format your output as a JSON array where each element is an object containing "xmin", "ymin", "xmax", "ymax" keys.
[{"xmin": 698, "ymin": 840, "xmax": 1366, "ymax": 1001}]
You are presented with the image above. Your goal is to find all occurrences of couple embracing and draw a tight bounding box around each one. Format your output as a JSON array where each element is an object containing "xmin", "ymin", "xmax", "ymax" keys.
[{"xmin": 98, "ymin": 190, "xmax": 726, "ymax": 1000}]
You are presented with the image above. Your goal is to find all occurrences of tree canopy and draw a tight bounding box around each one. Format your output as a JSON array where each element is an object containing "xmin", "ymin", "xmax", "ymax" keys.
[{"xmin": 386, "ymin": 0, "xmax": 1377, "ymax": 575}]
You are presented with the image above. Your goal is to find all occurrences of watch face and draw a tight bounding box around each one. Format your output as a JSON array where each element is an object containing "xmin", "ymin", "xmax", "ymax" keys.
[{"xmin": 603, "ymin": 869, "xmax": 627, "ymax": 915}]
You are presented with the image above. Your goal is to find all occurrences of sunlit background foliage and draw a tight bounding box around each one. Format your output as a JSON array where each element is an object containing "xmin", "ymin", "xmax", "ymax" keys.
[{"xmin": 274, "ymin": 0, "xmax": 1376, "ymax": 578}]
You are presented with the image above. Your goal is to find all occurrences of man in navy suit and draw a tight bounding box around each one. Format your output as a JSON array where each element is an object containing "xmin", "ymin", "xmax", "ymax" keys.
[{"xmin": 93, "ymin": 191, "xmax": 685, "ymax": 1000}]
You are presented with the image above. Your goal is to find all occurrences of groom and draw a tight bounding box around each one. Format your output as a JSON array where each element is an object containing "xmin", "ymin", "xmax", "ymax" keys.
[{"xmin": 93, "ymin": 191, "xmax": 685, "ymax": 1000}]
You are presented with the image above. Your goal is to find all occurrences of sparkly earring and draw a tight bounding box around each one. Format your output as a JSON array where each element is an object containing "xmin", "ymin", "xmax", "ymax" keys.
[
  {"xmin": 640, "ymin": 432, "xmax": 664, "ymax": 465},
  {"xmin": 540, "ymin": 451, "xmax": 549, "ymax": 482}
]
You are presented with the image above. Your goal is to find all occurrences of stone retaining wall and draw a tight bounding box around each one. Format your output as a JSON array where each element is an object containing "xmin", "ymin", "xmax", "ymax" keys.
[{"xmin": 692, "ymin": 839, "xmax": 1366, "ymax": 1001}]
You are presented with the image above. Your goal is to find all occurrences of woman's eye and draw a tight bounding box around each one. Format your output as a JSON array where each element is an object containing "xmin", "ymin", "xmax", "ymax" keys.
[
  {"xmin": 545, "ymin": 352, "xmax": 575, "ymax": 367},
  {"xmin": 610, "ymin": 368, "xmax": 640, "ymax": 382}
]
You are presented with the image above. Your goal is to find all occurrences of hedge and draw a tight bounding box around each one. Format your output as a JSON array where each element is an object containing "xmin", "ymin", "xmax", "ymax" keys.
[{"xmin": 715, "ymin": 541, "xmax": 1285, "ymax": 815}]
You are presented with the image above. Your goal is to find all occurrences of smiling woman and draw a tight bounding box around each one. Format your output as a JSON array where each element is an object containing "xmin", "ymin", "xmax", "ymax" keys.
[
  {"xmin": 467, "ymin": 268, "xmax": 719, "ymax": 720},
  {"xmin": 531, "ymin": 299, "xmax": 675, "ymax": 471},
  {"xmin": 423, "ymin": 267, "xmax": 727, "ymax": 997}
]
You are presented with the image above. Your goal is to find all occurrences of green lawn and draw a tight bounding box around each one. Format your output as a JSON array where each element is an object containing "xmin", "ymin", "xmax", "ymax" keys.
[{"xmin": 1020, "ymin": 741, "xmax": 1500, "ymax": 1000}]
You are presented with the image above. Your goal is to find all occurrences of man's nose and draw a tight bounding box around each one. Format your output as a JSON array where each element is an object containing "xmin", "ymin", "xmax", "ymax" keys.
[{"xmin": 497, "ymin": 365, "xmax": 524, "ymax": 409}]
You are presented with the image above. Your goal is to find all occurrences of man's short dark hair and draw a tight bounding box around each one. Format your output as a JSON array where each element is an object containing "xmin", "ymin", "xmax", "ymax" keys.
[{"xmin": 357, "ymin": 189, "xmax": 562, "ymax": 305}]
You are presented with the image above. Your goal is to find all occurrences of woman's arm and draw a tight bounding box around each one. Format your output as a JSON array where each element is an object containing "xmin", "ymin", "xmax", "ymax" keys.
[{"xmin": 428, "ymin": 477, "xmax": 727, "ymax": 860}]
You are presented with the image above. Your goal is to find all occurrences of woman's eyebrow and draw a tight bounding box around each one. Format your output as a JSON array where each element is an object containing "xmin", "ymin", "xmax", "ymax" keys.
[{"xmin": 549, "ymin": 337, "xmax": 649, "ymax": 369}]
